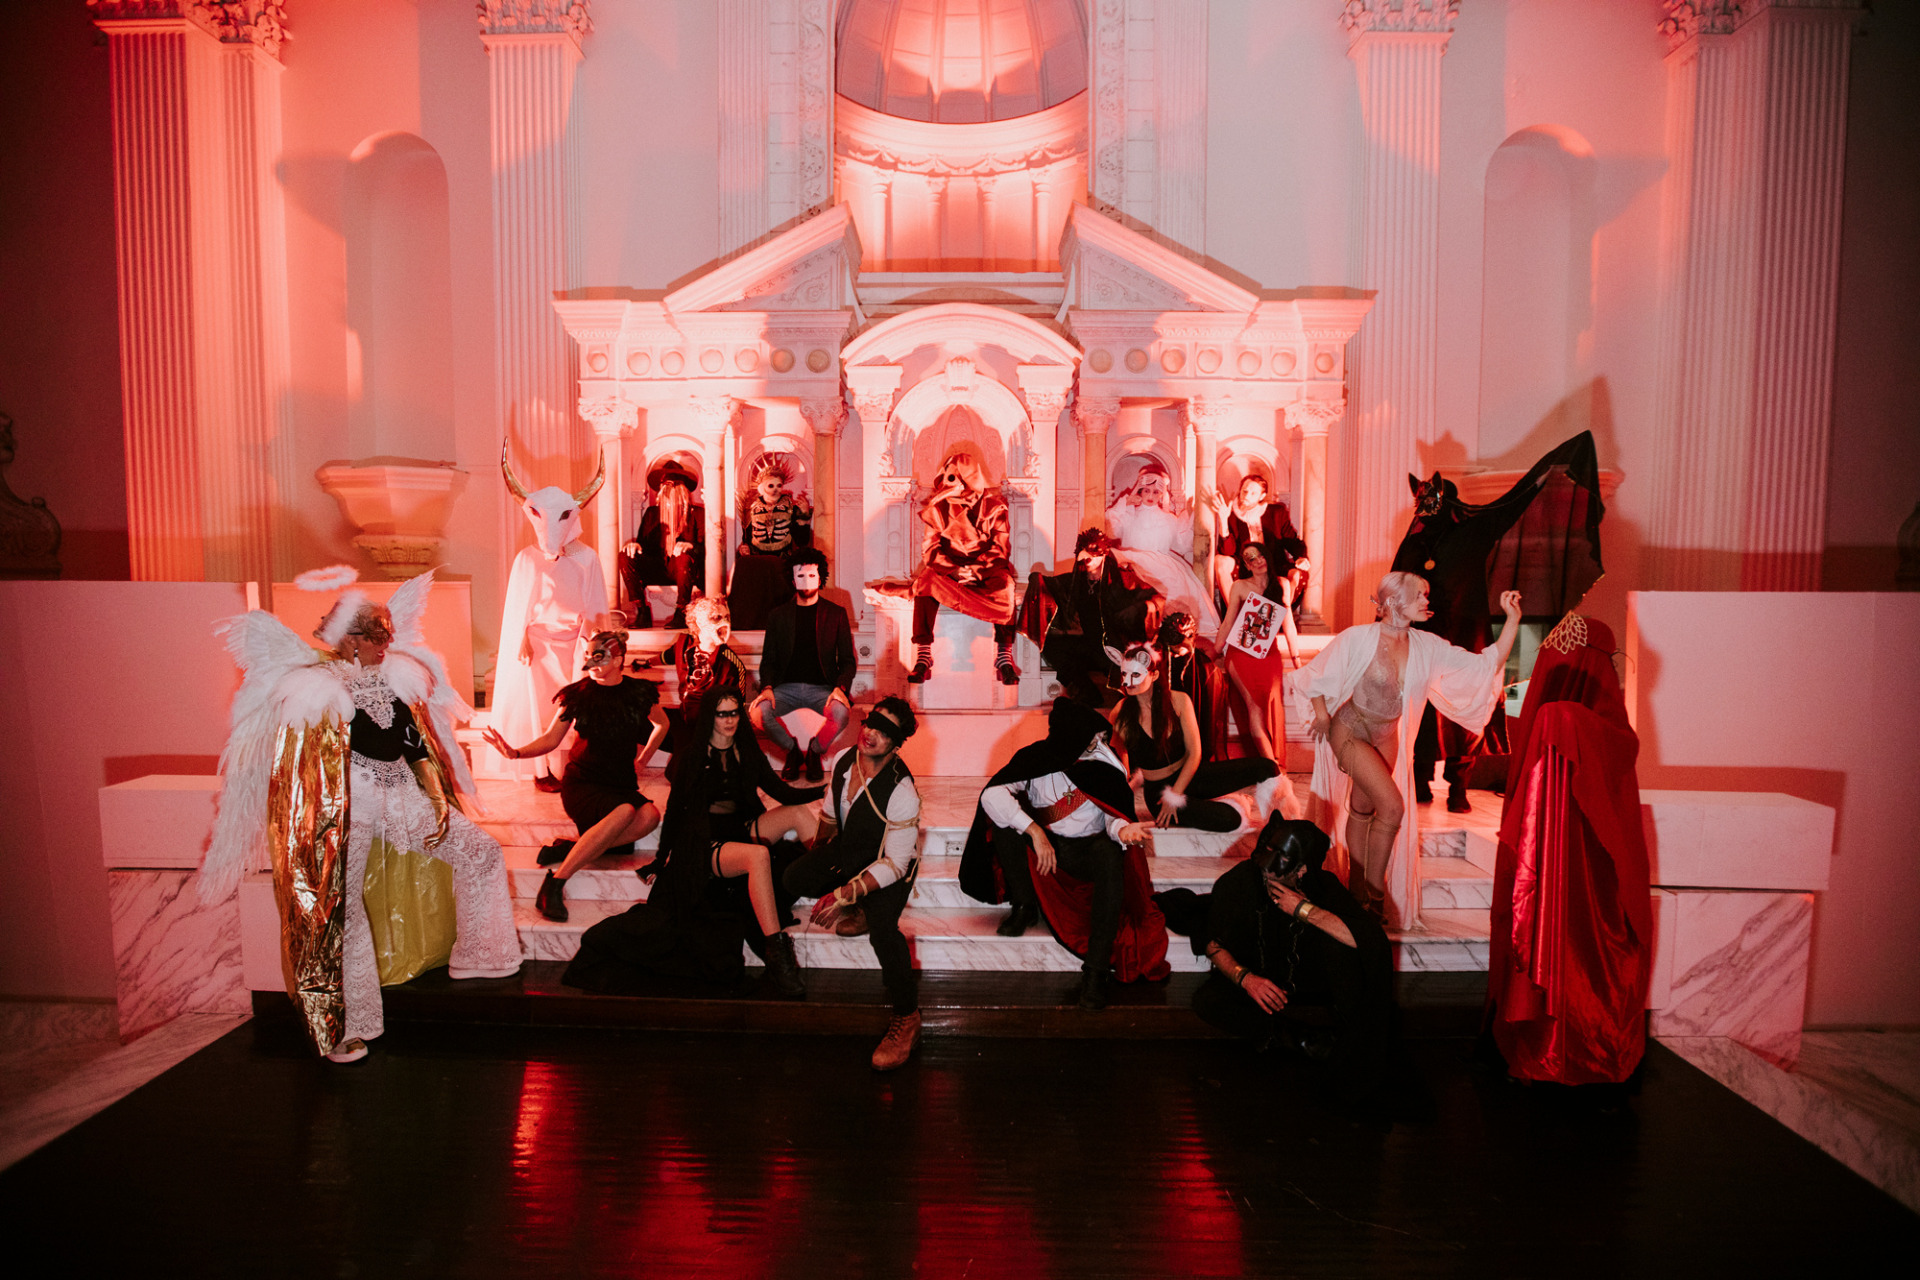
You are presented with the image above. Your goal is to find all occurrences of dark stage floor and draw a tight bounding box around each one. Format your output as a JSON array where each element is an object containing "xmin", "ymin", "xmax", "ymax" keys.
[{"xmin": 2, "ymin": 1017, "xmax": 1914, "ymax": 1277}]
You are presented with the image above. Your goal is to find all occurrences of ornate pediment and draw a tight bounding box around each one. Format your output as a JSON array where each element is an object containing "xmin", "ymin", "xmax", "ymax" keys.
[
  {"xmin": 664, "ymin": 204, "xmax": 862, "ymax": 314},
  {"xmin": 1059, "ymin": 203, "xmax": 1260, "ymax": 314}
]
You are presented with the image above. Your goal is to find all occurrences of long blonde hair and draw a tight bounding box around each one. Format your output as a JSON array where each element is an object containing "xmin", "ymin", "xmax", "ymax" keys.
[{"xmin": 656, "ymin": 479, "xmax": 689, "ymax": 542}]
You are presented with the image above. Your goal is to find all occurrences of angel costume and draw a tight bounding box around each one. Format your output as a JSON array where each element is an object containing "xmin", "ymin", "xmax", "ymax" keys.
[
  {"xmin": 1106, "ymin": 499, "xmax": 1219, "ymax": 635},
  {"xmin": 1289, "ymin": 625, "xmax": 1505, "ymax": 932},
  {"xmin": 205, "ymin": 572, "xmax": 521, "ymax": 1058}
]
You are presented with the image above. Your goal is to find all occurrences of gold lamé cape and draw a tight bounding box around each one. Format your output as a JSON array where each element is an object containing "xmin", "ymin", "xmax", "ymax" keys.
[{"xmin": 266, "ymin": 701, "xmax": 462, "ymax": 1055}]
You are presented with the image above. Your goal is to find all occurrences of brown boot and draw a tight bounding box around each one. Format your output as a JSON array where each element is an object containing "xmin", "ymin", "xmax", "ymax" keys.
[{"xmin": 871, "ymin": 1010, "xmax": 921, "ymax": 1071}]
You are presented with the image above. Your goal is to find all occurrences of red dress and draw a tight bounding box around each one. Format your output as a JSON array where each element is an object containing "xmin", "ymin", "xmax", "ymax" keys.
[{"xmin": 1487, "ymin": 616, "xmax": 1653, "ymax": 1084}]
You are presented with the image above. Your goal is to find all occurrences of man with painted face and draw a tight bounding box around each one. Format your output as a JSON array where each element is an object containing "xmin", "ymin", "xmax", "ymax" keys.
[
  {"xmin": 909, "ymin": 447, "xmax": 1020, "ymax": 685},
  {"xmin": 959, "ymin": 698, "xmax": 1170, "ymax": 1008},
  {"xmin": 1169, "ymin": 817, "xmax": 1396, "ymax": 1113},
  {"xmin": 1017, "ymin": 528, "xmax": 1159, "ymax": 705},
  {"xmin": 782, "ymin": 697, "xmax": 925, "ymax": 1070},
  {"xmin": 752, "ymin": 547, "xmax": 856, "ymax": 782}
]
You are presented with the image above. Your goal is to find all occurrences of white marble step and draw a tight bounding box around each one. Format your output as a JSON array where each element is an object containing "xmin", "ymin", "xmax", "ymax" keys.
[{"xmin": 510, "ymin": 893, "xmax": 1492, "ymax": 973}]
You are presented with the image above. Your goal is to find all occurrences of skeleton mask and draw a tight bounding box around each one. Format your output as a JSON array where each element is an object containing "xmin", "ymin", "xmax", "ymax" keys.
[
  {"xmin": 937, "ymin": 451, "xmax": 985, "ymax": 494},
  {"xmin": 502, "ymin": 442, "xmax": 605, "ymax": 557}
]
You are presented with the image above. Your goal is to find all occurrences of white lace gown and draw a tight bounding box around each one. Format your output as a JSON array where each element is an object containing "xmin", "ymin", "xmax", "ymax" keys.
[
  {"xmin": 1105, "ymin": 501, "xmax": 1220, "ymax": 634},
  {"xmin": 339, "ymin": 672, "xmax": 522, "ymax": 1046}
]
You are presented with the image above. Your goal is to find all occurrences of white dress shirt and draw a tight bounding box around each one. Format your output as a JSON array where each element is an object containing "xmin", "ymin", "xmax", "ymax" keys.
[{"xmin": 979, "ymin": 740, "xmax": 1131, "ymax": 843}]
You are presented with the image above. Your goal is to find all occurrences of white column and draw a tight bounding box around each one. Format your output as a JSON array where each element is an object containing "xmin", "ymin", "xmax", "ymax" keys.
[
  {"xmin": 579, "ymin": 395, "xmax": 638, "ymax": 607},
  {"xmin": 1288, "ymin": 399, "xmax": 1344, "ymax": 623},
  {"xmin": 718, "ymin": 0, "xmax": 769, "ymax": 253},
  {"xmin": 689, "ymin": 395, "xmax": 740, "ymax": 600},
  {"xmin": 93, "ymin": 1, "xmax": 295, "ymax": 585},
  {"xmin": 1154, "ymin": 0, "xmax": 1209, "ymax": 252},
  {"xmin": 1648, "ymin": 0, "xmax": 1861, "ymax": 590},
  {"xmin": 1340, "ymin": 0, "xmax": 1457, "ymax": 623},
  {"xmin": 848, "ymin": 366, "xmax": 903, "ymax": 628},
  {"xmin": 800, "ymin": 396, "xmax": 847, "ymax": 564},
  {"xmin": 1074, "ymin": 395, "xmax": 1120, "ymax": 533},
  {"xmin": 482, "ymin": 2, "xmax": 590, "ymax": 583},
  {"xmin": 1184, "ymin": 398, "xmax": 1231, "ymax": 562}
]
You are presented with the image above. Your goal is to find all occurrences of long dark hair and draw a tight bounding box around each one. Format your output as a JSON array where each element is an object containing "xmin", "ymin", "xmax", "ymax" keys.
[
  {"xmin": 654, "ymin": 686, "xmax": 760, "ymax": 901},
  {"xmin": 1111, "ymin": 644, "xmax": 1177, "ymax": 763}
]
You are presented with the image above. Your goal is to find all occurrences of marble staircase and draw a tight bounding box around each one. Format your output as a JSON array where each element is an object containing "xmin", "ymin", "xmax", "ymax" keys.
[{"xmin": 477, "ymin": 775, "xmax": 1502, "ymax": 977}]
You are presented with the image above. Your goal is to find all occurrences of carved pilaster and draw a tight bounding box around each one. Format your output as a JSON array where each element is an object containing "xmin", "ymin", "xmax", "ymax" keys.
[
  {"xmin": 1341, "ymin": 0, "xmax": 1457, "ymax": 623},
  {"xmin": 477, "ymin": 0, "xmax": 592, "ymax": 41},
  {"xmin": 800, "ymin": 396, "xmax": 847, "ymax": 562},
  {"xmin": 1648, "ymin": 0, "xmax": 1863, "ymax": 589},
  {"xmin": 484, "ymin": 1, "xmax": 589, "ymax": 588},
  {"xmin": 689, "ymin": 395, "xmax": 739, "ymax": 598},
  {"xmin": 92, "ymin": 0, "xmax": 296, "ymax": 583},
  {"xmin": 1287, "ymin": 398, "xmax": 1345, "ymax": 621},
  {"xmin": 1075, "ymin": 395, "xmax": 1119, "ymax": 529}
]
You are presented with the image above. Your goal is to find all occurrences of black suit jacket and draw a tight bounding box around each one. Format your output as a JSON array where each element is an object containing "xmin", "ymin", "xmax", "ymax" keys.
[{"xmin": 759, "ymin": 597, "xmax": 856, "ymax": 695}]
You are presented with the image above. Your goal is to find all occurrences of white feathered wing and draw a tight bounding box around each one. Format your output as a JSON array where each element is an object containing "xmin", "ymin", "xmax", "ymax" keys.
[{"xmin": 201, "ymin": 611, "xmax": 337, "ymax": 903}]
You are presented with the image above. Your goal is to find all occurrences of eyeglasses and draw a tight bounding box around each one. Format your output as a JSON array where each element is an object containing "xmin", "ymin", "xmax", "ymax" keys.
[
  {"xmin": 348, "ymin": 621, "xmax": 393, "ymax": 644},
  {"xmin": 713, "ymin": 708, "xmax": 742, "ymax": 719}
]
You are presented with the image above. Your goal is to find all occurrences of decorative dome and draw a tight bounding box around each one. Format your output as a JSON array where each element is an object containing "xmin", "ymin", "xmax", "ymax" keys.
[{"xmin": 836, "ymin": 0, "xmax": 1089, "ymax": 124}]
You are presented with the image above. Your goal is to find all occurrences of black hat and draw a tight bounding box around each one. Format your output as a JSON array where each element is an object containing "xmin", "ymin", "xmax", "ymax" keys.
[
  {"xmin": 865, "ymin": 696, "xmax": 917, "ymax": 745},
  {"xmin": 1044, "ymin": 696, "xmax": 1111, "ymax": 758},
  {"xmin": 1251, "ymin": 817, "xmax": 1330, "ymax": 880},
  {"xmin": 648, "ymin": 457, "xmax": 700, "ymax": 491}
]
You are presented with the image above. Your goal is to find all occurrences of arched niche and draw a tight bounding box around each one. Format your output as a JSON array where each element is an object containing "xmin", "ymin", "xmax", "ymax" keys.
[
  {"xmin": 1108, "ymin": 436, "xmax": 1180, "ymax": 504},
  {"xmin": 1479, "ymin": 126, "xmax": 1597, "ymax": 463},
  {"xmin": 895, "ymin": 378, "xmax": 1027, "ymax": 484},
  {"xmin": 1215, "ymin": 435, "xmax": 1287, "ymax": 503},
  {"xmin": 911, "ymin": 405, "xmax": 1007, "ymax": 487},
  {"xmin": 344, "ymin": 133, "xmax": 455, "ymax": 463}
]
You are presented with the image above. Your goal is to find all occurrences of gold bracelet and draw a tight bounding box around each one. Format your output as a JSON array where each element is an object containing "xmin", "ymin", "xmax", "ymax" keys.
[{"xmin": 1294, "ymin": 900, "xmax": 1314, "ymax": 923}]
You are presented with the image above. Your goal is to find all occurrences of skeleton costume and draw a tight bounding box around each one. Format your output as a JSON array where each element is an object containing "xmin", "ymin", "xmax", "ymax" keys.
[
  {"xmin": 728, "ymin": 458, "xmax": 814, "ymax": 629},
  {"xmin": 204, "ymin": 569, "xmax": 520, "ymax": 1059}
]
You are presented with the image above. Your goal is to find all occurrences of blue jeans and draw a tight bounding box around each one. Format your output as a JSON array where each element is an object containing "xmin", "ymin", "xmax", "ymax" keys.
[{"xmin": 751, "ymin": 682, "xmax": 850, "ymax": 753}]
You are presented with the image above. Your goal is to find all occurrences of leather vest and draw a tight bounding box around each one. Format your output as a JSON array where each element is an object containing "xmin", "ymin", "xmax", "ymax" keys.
[{"xmin": 831, "ymin": 751, "xmax": 912, "ymax": 872}]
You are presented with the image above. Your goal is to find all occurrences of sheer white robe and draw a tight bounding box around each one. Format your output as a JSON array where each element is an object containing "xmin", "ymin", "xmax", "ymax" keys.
[
  {"xmin": 1105, "ymin": 501, "xmax": 1219, "ymax": 634},
  {"xmin": 1288, "ymin": 625, "xmax": 1503, "ymax": 932}
]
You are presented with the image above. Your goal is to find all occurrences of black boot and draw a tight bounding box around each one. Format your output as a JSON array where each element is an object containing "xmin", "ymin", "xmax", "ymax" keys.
[
  {"xmin": 763, "ymin": 931, "xmax": 806, "ymax": 1000},
  {"xmin": 995, "ymin": 640, "xmax": 1020, "ymax": 685},
  {"xmin": 908, "ymin": 642, "xmax": 933, "ymax": 683},
  {"xmin": 997, "ymin": 901, "xmax": 1039, "ymax": 937},
  {"xmin": 536, "ymin": 871, "xmax": 569, "ymax": 922},
  {"xmin": 781, "ymin": 744, "xmax": 805, "ymax": 781},
  {"xmin": 1074, "ymin": 965, "xmax": 1110, "ymax": 1011},
  {"xmin": 804, "ymin": 743, "xmax": 824, "ymax": 783}
]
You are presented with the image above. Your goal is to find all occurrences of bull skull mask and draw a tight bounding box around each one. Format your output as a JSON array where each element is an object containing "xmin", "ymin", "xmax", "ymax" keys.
[{"xmin": 502, "ymin": 441, "xmax": 606, "ymax": 558}]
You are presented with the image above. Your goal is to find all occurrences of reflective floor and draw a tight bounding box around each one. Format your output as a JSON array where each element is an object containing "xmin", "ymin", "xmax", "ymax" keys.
[{"xmin": 1, "ymin": 1017, "xmax": 1914, "ymax": 1276}]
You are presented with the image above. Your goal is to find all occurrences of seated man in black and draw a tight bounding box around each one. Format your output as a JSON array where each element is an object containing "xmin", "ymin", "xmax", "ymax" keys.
[
  {"xmin": 1017, "ymin": 529, "xmax": 1159, "ymax": 706},
  {"xmin": 1178, "ymin": 817, "xmax": 1396, "ymax": 1112},
  {"xmin": 782, "ymin": 697, "xmax": 925, "ymax": 1072},
  {"xmin": 750, "ymin": 547, "xmax": 856, "ymax": 783},
  {"xmin": 960, "ymin": 698, "xmax": 1164, "ymax": 1010}
]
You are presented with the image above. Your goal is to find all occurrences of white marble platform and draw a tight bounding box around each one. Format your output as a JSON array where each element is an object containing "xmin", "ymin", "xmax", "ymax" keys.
[
  {"xmin": 108, "ymin": 870, "xmax": 247, "ymax": 1040},
  {"xmin": 1662, "ymin": 1032, "xmax": 1920, "ymax": 1214},
  {"xmin": 1642, "ymin": 790, "xmax": 1835, "ymax": 891},
  {"xmin": 1649, "ymin": 889, "xmax": 1814, "ymax": 1066}
]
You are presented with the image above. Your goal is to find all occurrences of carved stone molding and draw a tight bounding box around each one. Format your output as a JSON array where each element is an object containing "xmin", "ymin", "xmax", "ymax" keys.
[
  {"xmin": 1659, "ymin": 0, "xmax": 1861, "ymax": 49},
  {"xmin": 1286, "ymin": 398, "xmax": 1346, "ymax": 436},
  {"xmin": 1181, "ymin": 398, "xmax": 1234, "ymax": 437},
  {"xmin": 1339, "ymin": 0, "xmax": 1460, "ymax": 42},
  {"xmin": 1074, "ymin": 395, "xmax": 1120, "ymax": 441},
  {"xmin": 88, "ymin": 1, "xmax": 289, "ymax": 59},
  {"xmin": 578, "ymin": 395, "xmax": 639, "ymax": 440},
  {"xmin": 477, "ymin": 0, "xmax": 592, "ymax": 41},
  {"xmin": 0, "ymin": 414, "xmax": 62, "ymax": 579},
  {"xmin": 800, "ymin": 396, "xmax": 848, "ymax": 438},
  {"xmin": 688, "ymin": 395, "xmax": 741, "ymax": 438}
]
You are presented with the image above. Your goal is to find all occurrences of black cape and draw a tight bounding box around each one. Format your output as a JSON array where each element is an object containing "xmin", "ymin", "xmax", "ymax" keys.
[{"xmin": 957, "ymin": 699, "xmax": 1138, "ymax": 904}]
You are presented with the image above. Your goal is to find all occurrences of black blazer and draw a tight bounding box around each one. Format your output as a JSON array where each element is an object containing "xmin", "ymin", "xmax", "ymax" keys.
[{"xmin": 759, "ymin": 597, "xmax": 856, "ymax": 695}]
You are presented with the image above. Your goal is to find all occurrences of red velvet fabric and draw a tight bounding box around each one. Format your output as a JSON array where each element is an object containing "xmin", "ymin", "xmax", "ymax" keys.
[
  {"xmin": 1489, "ymin": 619, "xmax": 1653, "ymax": 1084},
  {"xmin": 1027, "ymin": 842, "xmax": 1172, "ymax": 983}
]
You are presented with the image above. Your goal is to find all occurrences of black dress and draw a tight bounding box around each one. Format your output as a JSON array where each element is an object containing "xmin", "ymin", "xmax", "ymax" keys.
[
  {"xmin": 563, "ymin": 732, "xmax": 823, "ymax": 992},
  {"xmin": 555, "ymin": 676, "xmax": 660, "ymax": 834},
  {"xmin": 1113, "ymin": 702, "xmax": 1276, "ymax": 832}
]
